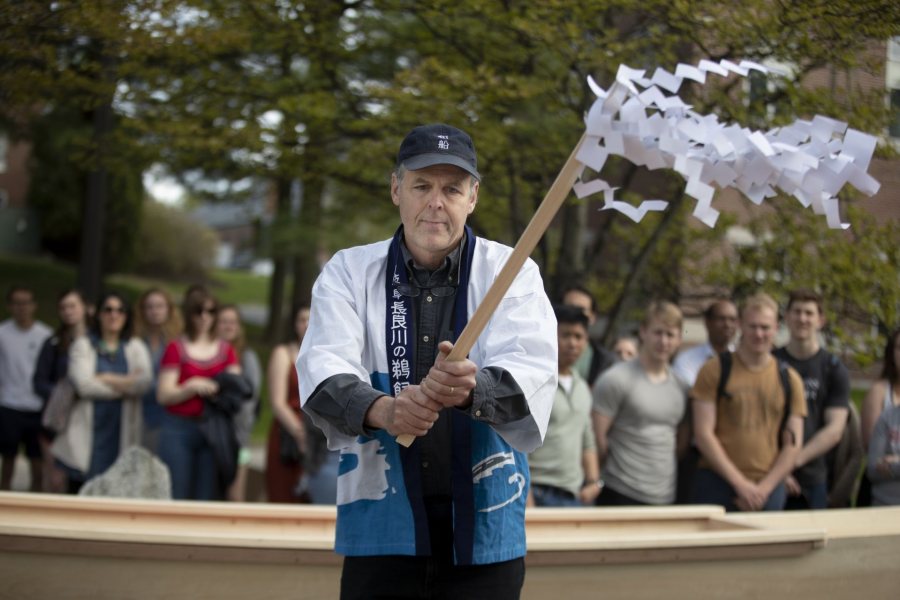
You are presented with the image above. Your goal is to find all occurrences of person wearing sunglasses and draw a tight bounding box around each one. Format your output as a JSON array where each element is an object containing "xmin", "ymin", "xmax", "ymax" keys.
[
  {"xmin": 157, "ymin": 285, "xmax": 241, "ymax": 500},
  {"xmin": 54, "ymin": 291, "xmax": 152, "ymax": 494}
]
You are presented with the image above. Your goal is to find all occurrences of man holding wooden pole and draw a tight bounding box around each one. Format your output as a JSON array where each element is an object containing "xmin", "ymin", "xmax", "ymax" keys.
[{"xmin": 298, "ymin": 123, "xmax": 557, "ymax": 599}]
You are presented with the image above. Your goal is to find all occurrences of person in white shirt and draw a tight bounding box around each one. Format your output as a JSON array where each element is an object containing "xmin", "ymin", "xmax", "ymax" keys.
[
  {"xmin": 0, "ymin": 286, "xmax": 52, "ymax": 490},
  {"xmin": 672, "ymin": 298, "xmax": 738, "ymax": 387}
]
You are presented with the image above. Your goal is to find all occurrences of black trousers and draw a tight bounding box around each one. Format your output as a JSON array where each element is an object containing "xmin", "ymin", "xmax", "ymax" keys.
[
  {"xmin": 340, "ymin": 500, "xmax": 525, "ymax": 600},
  {"xmin": 595, "ymin": 484, "xmax": 650, "ymax": 506},
  {"xmin": 340, "ymin": 554, "xmax": 525, "ymax": 600}
]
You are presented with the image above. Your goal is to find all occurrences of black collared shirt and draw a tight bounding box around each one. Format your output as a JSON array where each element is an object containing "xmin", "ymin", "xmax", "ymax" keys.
[{"xmin": 400, "ymin": 238, "xmax": 459, "ymax": 498}]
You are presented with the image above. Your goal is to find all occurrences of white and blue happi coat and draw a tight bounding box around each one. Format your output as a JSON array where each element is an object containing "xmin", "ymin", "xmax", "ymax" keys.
[{"xmin": 297, "ymin": 228, "xmax": 556, "ymax": 565}]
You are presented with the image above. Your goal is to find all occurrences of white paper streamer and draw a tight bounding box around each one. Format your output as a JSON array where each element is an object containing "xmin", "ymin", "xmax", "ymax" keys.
[{"xmin": 576, "ymin": 58, "xmax": 882, "ymax": 229}]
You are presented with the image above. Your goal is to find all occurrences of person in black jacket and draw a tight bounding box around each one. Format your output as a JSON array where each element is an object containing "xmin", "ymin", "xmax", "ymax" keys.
[
  {"xmin": 32, "ymin": 288, "xmax": 88, "ymax": 492},
  {"xmin": 199, "ymin": 371, "xmax": 253, "ymax": 493}
]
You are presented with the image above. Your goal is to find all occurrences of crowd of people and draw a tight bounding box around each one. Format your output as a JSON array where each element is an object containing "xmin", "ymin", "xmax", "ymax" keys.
[
  {"xmin": 0, "ymin": 283, "xmax": 336, "ymax": 503},
  {"xmin": 1, "ymin": 265, "xmax": 898, "ymax": 513},
  {"xmin": 531, "ymin": 288, "xmax": 900, "ymax": 511}
]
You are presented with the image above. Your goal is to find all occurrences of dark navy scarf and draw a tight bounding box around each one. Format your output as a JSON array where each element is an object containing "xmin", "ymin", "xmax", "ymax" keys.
[{"xmin": 384, "ymin": 224, "xmax": 479, "ymax": 564}]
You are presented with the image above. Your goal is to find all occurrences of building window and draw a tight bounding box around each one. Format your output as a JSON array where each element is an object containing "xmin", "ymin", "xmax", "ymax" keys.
[
  {"xmin": 889, "ymin": 37, "xmax": 900, "ymax": 62},
  {"xmin": 890, "ymin": 88, "xmax": 900, "ymax": 139}
]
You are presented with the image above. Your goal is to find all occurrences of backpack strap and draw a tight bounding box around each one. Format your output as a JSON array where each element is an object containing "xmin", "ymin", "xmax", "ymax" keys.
[
  {"xmin": 777, "ymin": 359, "xmax": 795, "ymax": 447},
  {"xmin": 715, "ymin": 351, "xmax": 732, "ymax": 403}
]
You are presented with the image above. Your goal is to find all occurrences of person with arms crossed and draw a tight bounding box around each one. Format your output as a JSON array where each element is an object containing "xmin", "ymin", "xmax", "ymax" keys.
[
  {"xmin": 54, "ymin": 292, "xmax": 152, "ymax": 494},
  {"xmin": 773, "ymin": 289, "xmax": 849, "ymax": 509},
  {"xmin": 592, "ymin": 300, "xmax": 689, "ymax": 506},
  {"xmin": 298, "ymin": 123, "xmax": 557, "ymax": 600},
  {"xmin": 691, "ymin": 292, "xmax": 806, "ymax": 511},
  {"xmin": 528, "ymin": 304, "xmax": 601, "ymax": 507}
]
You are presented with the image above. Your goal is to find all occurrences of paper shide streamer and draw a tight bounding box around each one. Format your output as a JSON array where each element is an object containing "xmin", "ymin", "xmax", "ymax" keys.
[{"xmin": 574, "ymin": 59, "xmax": 882, "ymax": 229}]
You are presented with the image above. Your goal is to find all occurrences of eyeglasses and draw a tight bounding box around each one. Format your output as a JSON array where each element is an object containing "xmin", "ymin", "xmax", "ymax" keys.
[
  {"xmin": 193, "ymin": 306, "xmax": 217, "ymax": 316},
  {"xmin": 101, "ymin": 305, "xmax": 126, "ymax": 315},
  {"xmin": 393, "ymin": 282, "xmax": 457, "ymax": 298}
]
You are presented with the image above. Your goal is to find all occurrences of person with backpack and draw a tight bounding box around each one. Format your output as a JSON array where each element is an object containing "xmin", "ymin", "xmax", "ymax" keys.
[
  {"xmin": 773, "ymin": 289, "xmax": 850, "ymax": 509},
  {"xmin": 691, "ymin": 292, "xmax": 806, "ymax": 511}
]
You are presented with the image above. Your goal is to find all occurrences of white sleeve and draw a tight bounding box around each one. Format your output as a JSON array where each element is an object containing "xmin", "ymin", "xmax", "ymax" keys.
[
  {"xmin": 297, "ymin": 250, "xmax": 374, "ymax": 449},
  {"xmin": 471, "ymin": 258, "xmax": 557, "ymax": 453}
]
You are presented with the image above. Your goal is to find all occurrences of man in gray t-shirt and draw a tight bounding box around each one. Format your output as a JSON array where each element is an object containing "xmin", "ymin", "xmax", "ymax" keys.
[{"xmin": 592, "ymin": 301, "xmax": 689, "ymax": 505}]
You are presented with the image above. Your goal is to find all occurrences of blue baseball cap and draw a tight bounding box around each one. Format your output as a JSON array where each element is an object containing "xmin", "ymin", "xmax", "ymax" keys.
[{"xmin": 397, "ymin": 123, "xmax": 480, "ymax": 180}]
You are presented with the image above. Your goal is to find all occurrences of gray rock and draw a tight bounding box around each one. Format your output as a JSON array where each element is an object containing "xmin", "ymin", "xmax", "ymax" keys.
[{"xmin": 79, "ymin": 446, "xmax": 172, "ymax": 500}]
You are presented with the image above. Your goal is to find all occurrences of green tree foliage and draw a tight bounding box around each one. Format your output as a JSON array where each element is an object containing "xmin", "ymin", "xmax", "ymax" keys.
[
  {"xmin": 0, "ymin": 0, "xmax": 181, "ymax": 294},
  {"xmin": 126, "ymin": 1, "xmax": 372, "ymax": 339},
  {"xmin": 133, "ymin": 200, "xmax": 218, "ymax": 281},
  {"xmin": 2, "ymin": 0, "xmax": 898, "ymax": 359},
  {"xmin": 27, "ymin": 106, "xmax": 144, "ymax": 273},
  {"xmin": 352, "ymin": 0, "xmax": 899, "ymax": 352}
]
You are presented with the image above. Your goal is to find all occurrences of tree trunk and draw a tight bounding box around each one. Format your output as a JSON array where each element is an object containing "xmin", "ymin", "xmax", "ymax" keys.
[
  {"xmin": 77, "ymin": 51, "xmax": 115, "ymax": 302},
  {"xmin": 264, "ymin": 176, "xmax": 293, "ymax": 342},
  {"xmin": 290, "ymin": 173, "xmax": 324, "ymax": 311}
]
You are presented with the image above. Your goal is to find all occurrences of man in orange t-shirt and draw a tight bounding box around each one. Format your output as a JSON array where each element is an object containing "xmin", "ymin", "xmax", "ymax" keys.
[{"xmin": 691, "ymin": 292, "xmax": 806, "ymax": 511}]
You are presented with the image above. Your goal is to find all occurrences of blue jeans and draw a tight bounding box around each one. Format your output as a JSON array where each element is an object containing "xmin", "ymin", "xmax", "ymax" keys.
[
  {"xmin": 692, "ymin": 468, "xmax": 786, "ymax": 511},
  {"xmin": 531, "ymin": 483, "xmax": 582, "ymax": 507},
  {"xmin": 157, "ymin": 412, "xmax": 219, "ymax": 500}
]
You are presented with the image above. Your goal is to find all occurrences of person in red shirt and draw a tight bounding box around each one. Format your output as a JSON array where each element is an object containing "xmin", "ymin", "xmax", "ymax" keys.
[{"xmin": 157, "ymin": 286, "xmax": 240, "ymax": 499}]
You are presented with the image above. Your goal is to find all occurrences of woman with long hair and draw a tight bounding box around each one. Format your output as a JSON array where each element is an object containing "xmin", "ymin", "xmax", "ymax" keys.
[
  {"xmin": 265, "ymin": 305, "xmax": 309, "ymax": 502},
  {"xmin": 157, "ymin": 286, "xmax": 240, "ymax": 500},
  {"xmin": 53, "ymin": 291, "xmax": 152, "ymax": 493},
  {"xmin": 32, "ymin": 288, "xmax": 89, "ymax": 492},
  {"xmin": 216, "ymin": 304, "xmax": 261, "ymax": 501},
  {"xmin": 132, "ymin": 287, "xmax": 182, "ymax": 453},
  {"xmin": 862, "ymin": 328, "xmax": 900, "ymax": 505}
]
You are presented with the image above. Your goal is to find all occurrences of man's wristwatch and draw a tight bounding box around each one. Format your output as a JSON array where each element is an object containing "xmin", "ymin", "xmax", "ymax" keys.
[{"xmin": 584, "ymin": 479, "xmax": 605, "ymax": 490}]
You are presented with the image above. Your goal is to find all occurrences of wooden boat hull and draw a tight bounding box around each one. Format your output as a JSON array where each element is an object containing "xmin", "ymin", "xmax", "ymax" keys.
[{"xmin": 1, "ymin": 492, "xmax": 897, "ymax": 599}]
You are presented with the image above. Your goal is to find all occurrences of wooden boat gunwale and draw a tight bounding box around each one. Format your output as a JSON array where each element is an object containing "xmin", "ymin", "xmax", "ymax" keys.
[{"xmin": 3, "ymin": 493, "xmax": 900, "ymax": 599}]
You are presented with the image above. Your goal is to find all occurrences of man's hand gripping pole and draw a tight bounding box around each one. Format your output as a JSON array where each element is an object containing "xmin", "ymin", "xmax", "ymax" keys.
[{"xmin": 396, "ymin": 134, "xmax": 586, "ymax": 447}]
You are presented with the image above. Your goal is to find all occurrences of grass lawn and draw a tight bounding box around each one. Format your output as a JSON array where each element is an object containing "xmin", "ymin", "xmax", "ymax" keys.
[{"xmin": 0, "ymin": 252, "xmax": 276, "ymax": 442}]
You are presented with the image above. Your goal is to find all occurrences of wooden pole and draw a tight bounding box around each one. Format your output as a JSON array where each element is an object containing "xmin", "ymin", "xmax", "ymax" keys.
[{"xmin": 397, "ymin": 134, "xmax": 586, "ymax": 447}]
